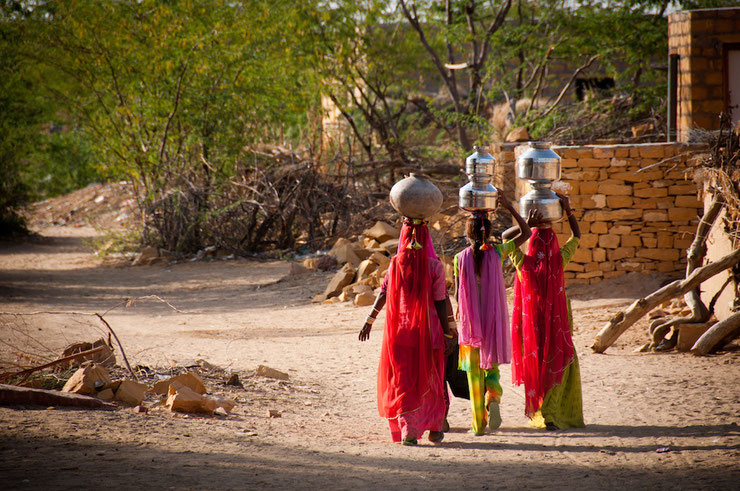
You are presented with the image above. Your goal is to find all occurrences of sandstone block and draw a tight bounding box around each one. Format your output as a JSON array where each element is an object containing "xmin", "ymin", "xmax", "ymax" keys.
[
  {"xmin": 669, "ymin": 184, "xmax": 698, "ymax": 195},
  {"xmin": 152, "ymin": 372, "xmax": 207, "ymax": 396},
  {"xmin": 363, "ymin": 221, "xmax": 399, "ymax": 243},
  {"xmin": 582, "ymin": 209, "xmax": 642, "ymax": 222},
  {"xmin": 593, "ymin": 147, "xmax": 615, "ymax": 158},
  {"xmin": 354, "ymin": 291, "xmax": 376, "ymax": 307},
  {"xmin": 329, "ymin": 238, "xmax": 352, "ymax": 256},
  {"xmin": 566, "ymin": 262, "xmax": 585, "ymax": 272},
  {"xmin": 356, "ymin": 259, "xmax": 378, "ymax": 281},
  {"xmin": 643, "ymin": 210, "xmax": 668, "ymax": 222},
  {"xmin": 96, "ymin": 388, "xmax": 115, "ymax": 401},
  {"xmin": 611, "ymin": 225, "xmax": 631, "ymax": 235},
  {"xmin": 676, "ymin": 323, "xmax": 712, "ymax": 352},
  {"xmin": 331, "ymin": 243, "xmax": 361, "ymax": 266},
  {"xmin": 572, "ymin": 248, "xmax": 592, "ymax": 263},
  {"xmin": 580, "ymin": 182, "xmax": 599, "ymax": 194},
  {"xmin": 590, "ymin": 222, "xmax": 608, "ymax": 234},
  {"xmin": 381, "ymin": 239, "xmax": 399, "ymax": 255},
  {"xmin": 634, "ymin": 187, "xmax": 668, "ymax": 198},
  {"xmin": 608, "ymin": 247, "xmax": 635, "ymax": 261},
  {"xmin": 599, "ymin": 261, "xmax": 616, "ymax": 272},
  {"xmin": 598, "ymin": 234, "xmax": 620, "ymax": 249},
  {"xmin": 256, "ymin": 365, "xmax": 289, "ymax": 380},
  {"xmin": 668, "ymin": 207, "xmax": 699, "ymax": 221},
  {"xmin": 113, "ymin": 380, "xmax": 148, "ymax": 406},
  {"xmin": 621, "ymin": 235, "xmax": 642, "ymax": 248},
  {"xmin": 576, "ymin": 271, "xmax": 603, "ymax": 279},
  {"xmin": 585, "ymin": 262, "xmax": 600, "ymax": 272},
  {"xmin": 592, "ymin": 248, "xmax": 606, "ymax": 262},
  {"xmin": 609, "ymin": 170, "xmax": 663, "ymax": 182},
  {"xmin": 657, "ymin": 233, "xmax": 673, "ymax": 249},
  {"xmin": 606, "ymin": 196, "xmax": 633, "ymax": 208},
  {"xmin": 674, "ymin": 195, "xmax": 702, "ymax": 208},
  {"xmin": 657, "ymin": 261, "xmax": 679, "ymax": 273},
  {"xmin": 579, "ymin": 158, "xmax": 611, "ymax": 168},
  {"xmin": 560, "ymin": 158, "xmax": 578, "ymax": 168},
  {"xmin": 62, "ymin": 364, "xmax": 111, "ymax": 395},
  {"xmin": 638, "ymin": 145, "xmax": 664, "ymax": 159},
  {"xmin": 636, "ymin": 249, "xmax": 680, "ymax": 261},
  {"xmin": 642, "ymin": 237, "xmax": 657, "ymax": 248},
  {"xmin": 579, "ymin": 234, "xmax": 598, "ymax": 248},
  {"xmin": 323, "ymin": 264, "xmax": 356, "ymax": 299}
]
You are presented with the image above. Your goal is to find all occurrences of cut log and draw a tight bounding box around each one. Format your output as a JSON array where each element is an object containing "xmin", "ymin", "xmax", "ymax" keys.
[
  {"xmin": 691, "ymin": 312, "xmax": 740, "ymax": 355},
  {"xmin": 0, "ymin": 384, "xmax": 115, "ymax": 409},
  {"xmin": 591, "ymin": 247, "xmax": 740, "ymax": 353}
]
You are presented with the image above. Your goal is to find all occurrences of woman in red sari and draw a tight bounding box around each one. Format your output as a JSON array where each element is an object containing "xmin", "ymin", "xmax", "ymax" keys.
[
  {"xmin": 504, "ymin": 193, "xmax": 585, "ymax": 430},
  {"xmin": 360, "ymin": 218, "xmax": 453, "ymax": 445}
]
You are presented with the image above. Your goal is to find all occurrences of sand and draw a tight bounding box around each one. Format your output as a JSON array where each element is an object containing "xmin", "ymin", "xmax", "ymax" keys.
[{"xmin": 0, "ymin": 224, "xmax": 738, "ymax": 490}]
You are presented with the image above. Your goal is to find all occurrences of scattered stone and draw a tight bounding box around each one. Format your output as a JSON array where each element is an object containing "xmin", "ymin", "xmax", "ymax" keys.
[
  {"xmin": 328, "ymin": 238, "xmax": 352, "ymax": 256},
  {"xmin": 506, "ymin": 126, "xmax": 529, "ymax": 142},
  {"xmin": 380, "ymin": 239, "xmax": 399, "ymax": 255},
  {"xmin": 133, "ymin": 405, "xmax": 148, "ymax": 414},
  {"xmin": 256, "ymin": 365, "xmax": 289, "ymax": 380},
  {"xmin": 331, "ymin": 243, "xmax": 362, "ymax": 266},
  {"xmin": 152, "ymin": 372, "xmax": 207, "ymax": 397},
  {"xmin": 315, "ymin": 255, "xmax": 338, "ymax": 271},
  {"xmin": 267, "ymin": 409, "xmax": 282, "ymax": 418},
  {"xmin": 633, "ymin": 343, "xmax": 652, "ymax": 353},
  {"xmin": 226, "ymin": 373, "xmax": 242, "ymax": 387},
  {"xmin": 214, "ymin": 407, "xmax": 228, "ymax": 417},
  {"xmin": 322, "ymin": 263, "xmax": 356, "ymax": 299},
  {"xmin": 62, "ymin": 364, "xmax": 111, "ymax": 395},
  {"xmin": 648, "ymin": 309, "xmax": 666, "ymax": 319},
  {"xmin": 96, "ymin": 388, "xmax": 115, "ymax": 401},
  {"xmin": 165, "ymin": 383, "xmax": 236, "ymax": 415},
  {"xmin": 354, "ymin": 291, "xmax": 376, "ymax": 307},
  {"xmin": 357, "ymin": 259, "xmax": 378, "ymax": 281},
  {"xmin": 363, "ymin": 221, "xmax": 399, "ymax": 243},
  {"xmin": 112, "ymin": 380, "xmax": 148, "ymax": 406}
]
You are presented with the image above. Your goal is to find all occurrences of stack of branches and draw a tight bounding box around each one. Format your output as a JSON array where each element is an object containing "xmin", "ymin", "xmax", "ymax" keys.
[
  {"xmin": 538, "ymin": 95, "xmax": 666, "ymax": 145},
  {"xmin": 592, "ymin": 114, "xmax": 740, "ymax": 355},
  {"xmin": 143, "ymin": 148, "xmax": 373, "ymax": 256}
]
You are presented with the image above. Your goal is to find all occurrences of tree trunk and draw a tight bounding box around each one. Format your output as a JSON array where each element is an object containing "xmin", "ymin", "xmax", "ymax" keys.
[
  {"xmin": 591, "ymin": 247, "xmax": 740, "ymax": 353},
  {"xmin": 691, "ymin": 311, "xmax": 740, "ymax": 355}
]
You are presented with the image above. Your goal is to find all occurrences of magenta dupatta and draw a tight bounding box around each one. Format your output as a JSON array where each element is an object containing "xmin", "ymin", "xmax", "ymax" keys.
[{"xmin": 457, "ymin": 246, "xmax": 511, "ymax": 368}]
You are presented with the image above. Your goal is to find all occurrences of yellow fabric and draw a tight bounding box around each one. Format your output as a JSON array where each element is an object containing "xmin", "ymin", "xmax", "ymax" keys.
[{"xmin": 458, "ymin": 345, "xmax": 502, "ymax": 435}]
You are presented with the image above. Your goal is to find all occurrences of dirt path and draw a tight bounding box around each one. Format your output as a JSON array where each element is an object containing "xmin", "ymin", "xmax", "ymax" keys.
[{"xmin": 0, "ymin": 226, "xmax": 738, "ymax": 490}]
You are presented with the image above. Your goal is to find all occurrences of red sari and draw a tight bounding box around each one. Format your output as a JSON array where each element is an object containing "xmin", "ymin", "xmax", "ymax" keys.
[
  {"xmin": 511, "ymin": 228, "xmax": 574, "ymax": 418},
  {"xmin": 378, "ymin": 220, "xmax": 447, "ymax": 442}
]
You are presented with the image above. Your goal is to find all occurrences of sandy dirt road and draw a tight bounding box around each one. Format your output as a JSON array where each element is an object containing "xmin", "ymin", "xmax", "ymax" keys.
[{"xmin": 0, "ymin": 225, "xmax": 738, "ymax": 490}]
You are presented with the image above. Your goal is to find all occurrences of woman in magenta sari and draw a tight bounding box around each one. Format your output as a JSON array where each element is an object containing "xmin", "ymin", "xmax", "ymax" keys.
[
  {"xmin": 360, "ymin": 218, "xmax": 453, "ymax": 445},
  {"xmin": 453, "ymin": 193, "xmax": 531, "ymax": 435},
  {"xmin": 506, "ymin": 193, "xmax": 585, "ymax": 430}
]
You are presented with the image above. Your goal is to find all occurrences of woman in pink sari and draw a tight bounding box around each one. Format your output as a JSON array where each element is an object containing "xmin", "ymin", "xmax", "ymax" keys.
[
  {"xmin": 359, "ymin": 218, "xmax": 453, "ymax": 445},
  {"xmin": 453, "ymin": 192, "xmax": 531, "ymax": 435}
]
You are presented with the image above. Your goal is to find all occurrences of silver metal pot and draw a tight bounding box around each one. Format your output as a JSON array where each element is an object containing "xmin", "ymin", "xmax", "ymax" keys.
[
  {"xmin": 516, "ymin": 142, "xmax": 561, "ymax": 182},
  {"xmin": 459, "ymin": 146, "xmax": 498, "ymax": 211},
  {"xmin": 459, "ymin": 182, "xmax": 498, "ymax": 212},
  {"xmin": 519, "ymin": 183, "xmax": 563, "ymax": 222}
]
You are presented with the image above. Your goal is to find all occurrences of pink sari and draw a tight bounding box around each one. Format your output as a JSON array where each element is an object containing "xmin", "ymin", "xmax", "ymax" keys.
[
  {"xmin": 378, "ymin": 221, "xmax": 446, "ymax": 441},
  {"xmin": 511, "ymin": 228, "xmax": 573, "ymax": 417},
  {"xmin": 457, "ymin": 246, "xmax": 511, "ymax": 368}
]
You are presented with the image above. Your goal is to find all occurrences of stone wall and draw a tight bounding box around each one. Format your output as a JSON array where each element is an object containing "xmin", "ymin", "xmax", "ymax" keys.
[
  {"xmin": 668, "ymin": 8, "xmax": 740, "ymax": 141},
  {"xmin": 491, "ymin": 142, "xmax": 706, "ymax": 284}
]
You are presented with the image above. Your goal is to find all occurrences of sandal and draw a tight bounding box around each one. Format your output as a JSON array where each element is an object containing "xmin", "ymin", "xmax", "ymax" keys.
[
  {"xmin": 402, "ymin": 437, "xmax": 418, "ymax": 446},
  {"xmin": 487, "ymin": 402, "xmax": 502, "ymax": 430}
]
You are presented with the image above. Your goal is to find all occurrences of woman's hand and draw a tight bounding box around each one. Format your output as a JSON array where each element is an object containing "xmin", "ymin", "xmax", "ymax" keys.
[
  {"xmin": 527, "ymin": 208, "xmax": 543, "ymax": 227},
  {"xmin": 359, "ymin": 322, "xmax": 372, "ymax": 341},
  {"xmin": 554, "ymin": 192, "xmax": 572, "ymax": 213}
]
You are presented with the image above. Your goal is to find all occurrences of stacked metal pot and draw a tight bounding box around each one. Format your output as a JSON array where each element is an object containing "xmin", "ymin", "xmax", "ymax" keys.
[
  {"xmin": 517, "ymin": 142, "xmax": 563, "ymax": 222},
  {"xmin": 458, "ymin": 146, "xmax": 499, "ymax": 213}
]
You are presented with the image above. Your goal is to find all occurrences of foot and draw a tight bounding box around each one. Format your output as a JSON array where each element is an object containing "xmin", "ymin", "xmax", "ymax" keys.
[
  {"xmin": 487, "ymin": 402, "xmax": 502, "ymax": 430},
  {"xmin": 545, "ymin": 422, "xmax": 559, "ymax": 431},
  {"xmin": 442, "ymin": 419, "xmax": 450, "ymax": 432},
  {"xmin": 402, "ymin": 436, "xmax": 418, "ymax": 446},
  {"xmin": 428, "ymin": 431, "xmax": 444, "ymax": 443}
]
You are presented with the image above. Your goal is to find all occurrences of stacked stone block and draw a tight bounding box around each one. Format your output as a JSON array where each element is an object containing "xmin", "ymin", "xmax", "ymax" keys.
[
  {"xmin": 668, "ymin": 8, "xmax": 740, "ymax": 141},
  {"xmin": 492, "ymin": 142, "xmax": 706, "ymax": 285}
]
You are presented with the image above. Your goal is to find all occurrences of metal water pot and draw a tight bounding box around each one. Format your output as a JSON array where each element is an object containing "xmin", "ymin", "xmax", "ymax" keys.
[
  {"xmin": 459, "ymin": 146, "xmax": 499, "ymax": 212},
  {"xmin": 389, "ymin": 173, "xmax": 443, "ymax": 219},
  {"xmin": 516, "ymin": 142, "xmax": 561, "ymax": 182},
  {"xmin": 519, "ymin": 183, "xmax": 563, "ymax": 222},
  {"xmin": 517, "ymin": 142, "xmax": 563, "ymax": 221}
]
